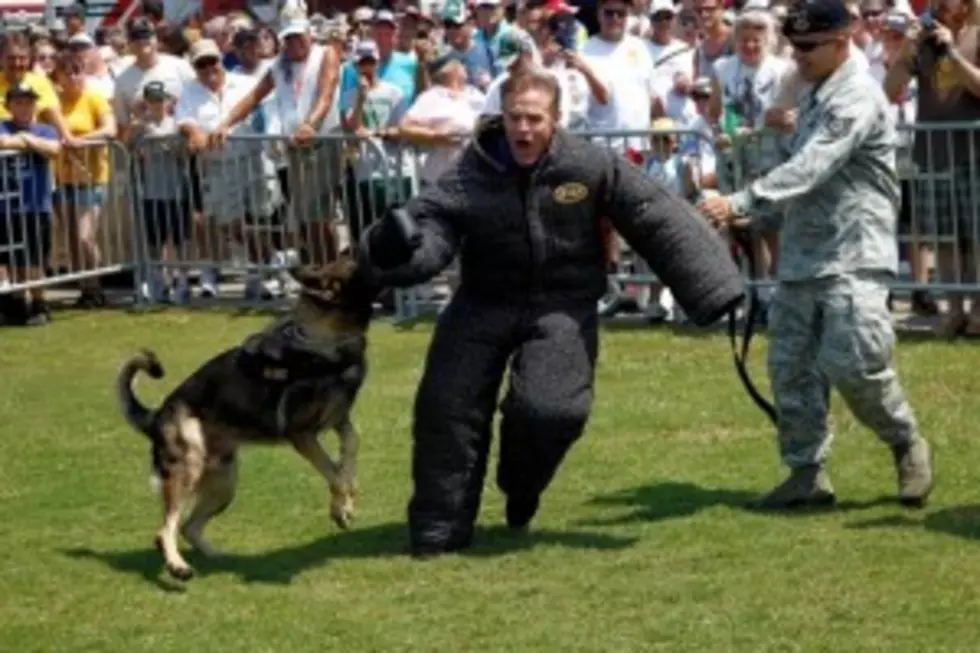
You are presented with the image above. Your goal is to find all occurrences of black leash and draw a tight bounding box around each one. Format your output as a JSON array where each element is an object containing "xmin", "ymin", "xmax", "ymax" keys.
[{"xmin": 728, "ymin": 229, "xmax": 778, "ymax": 425}]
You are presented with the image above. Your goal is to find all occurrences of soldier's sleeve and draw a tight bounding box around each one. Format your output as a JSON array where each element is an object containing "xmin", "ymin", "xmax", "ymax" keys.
[
  {"xmin": 601, "ymin": 149, "xmax": 746, "ymax": 326},
  {"xmin": 730, "ymin": 97, "xmax": 879, "ymax": 216},
  {"xmin": 359, "ymin": 166, "xmax": 464, "ymax": 288}
]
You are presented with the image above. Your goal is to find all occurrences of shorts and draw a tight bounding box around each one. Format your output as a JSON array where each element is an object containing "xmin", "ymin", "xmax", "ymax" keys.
[
  {"xmin": 912, "ymin": 167, "xmax": 980, "ymax": 240},
  {"xmin": 142, "ymin": 199, "xmax": 191, "ymax": 248},
  {"xmin": 197, "ymin": 151, "xmax": 282, "ymax": 225},
  {"xmin": 53, "ymin": 184, "xmax": 106, "ymax": 210},
  {"xmin": 0, "ymin": 212, "xmax": 52, "ymax": 269},
  {"xmin": 278, "ymin": 140, "xmax": 346, "ymax": 223},
  {"xmin": 344, "ymin": 177, "xmax": 414, "ymax": 249}
]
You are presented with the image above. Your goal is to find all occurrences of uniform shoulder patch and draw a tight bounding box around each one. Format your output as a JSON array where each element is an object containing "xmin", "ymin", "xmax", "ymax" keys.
[
  {"xmin": 824, "ymin": 112, "xmax": 856, "ymax": 139},
  {"xmin": 553, "ymin": 181, "xmax": 589, "ymax": 204}
]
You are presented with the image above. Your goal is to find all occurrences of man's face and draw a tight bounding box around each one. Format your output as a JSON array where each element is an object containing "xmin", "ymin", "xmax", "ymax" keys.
[
  {"xmin": 145, "ymin": 97, "xmax": 167, "ymax": 120},
  {"xmin": 651, "ymin": 10, "xmax": 675, "ymax": 40},
  {"xmin": 283, "ymin": 33, "xmax": 311, "ymax": 61},
  {"xmin": 444, "ymin": 20, "xmax": 467, "ymax": 48},
  {"xmin": 860, "ymin": 0, "xmax": 886, "ymax": 36},
  {"xmin": 3, "ymin": 46, "xmax": 30, "ymax": 80},
  {"xmin": 238, "ymin": 39, "xmax": 261, "ymax": 67},
  {"xmin": 194, "ymin": 56, "xmax": 223, "ymax": 88},
  {"xmin": 694, "ymin": 0, "xmax": 723, "ymax": 30},
  {"xmin": 475, "ymin": 4, "xmax": 501, "ymax": 30},
  {"xmin": 503, "ymin": 86, "xmax": 558, "ymax": 167},
  {"xmin": 372, "ymin": 22, "xmax": 397, "ymax": 50},
  {"xmin": 66, "ymin": 15, "xmax": 84, "ymax": 34},
  {"xmin": 399, "ymin": 15, "xmax": 418, "ymax": 41},
  {"xmin": 790, "ymin": 30, "xmax": 849, "ymax": 81},
  {"xmin": 8, "ymin": 96, "xmax": 35, "ymax": 123},
  {"xmin": 356, "ymin": 58, "xmax": 378, "ymax": 80},
  {"xmin": 130, "ymin": 36, "xmax": 157, "ymax": 59},
  {"xmin": 935, "ymin": 0, "xmax": 968, "ymax": 29},
  {"xmin": 599, "ymin": 1, "xmax": 630, "ymax": 40}
]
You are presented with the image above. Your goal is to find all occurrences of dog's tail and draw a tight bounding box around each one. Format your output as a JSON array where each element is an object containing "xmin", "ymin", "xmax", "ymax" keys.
[{"xmin": 117, "ymin": 349, "xmax": 165, "ymax": 439}]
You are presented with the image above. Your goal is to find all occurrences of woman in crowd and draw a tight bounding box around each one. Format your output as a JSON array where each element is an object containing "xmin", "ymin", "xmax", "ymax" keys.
[
  {"xmin": 31, "ymin": 38, "xmax": 58, "ymax": 77},
  {"xmin": 708, "ymin": 8, "xmax": 790, "ymax": 321},
  {"xmin": 398, "ymin": 48, "xmax": 483, "ymax": 188},
  {"xmin": 52, "ymin": 51, "xmax": 117, "ymax": 308}
]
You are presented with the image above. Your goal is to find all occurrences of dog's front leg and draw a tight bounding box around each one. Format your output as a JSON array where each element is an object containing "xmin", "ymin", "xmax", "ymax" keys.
[{"xmin": 291, "ymin": 436, "xmax": 352, "ymax": 529}]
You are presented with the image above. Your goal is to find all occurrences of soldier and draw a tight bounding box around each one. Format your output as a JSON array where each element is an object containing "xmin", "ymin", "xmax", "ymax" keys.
[{"xmin": 698, "ymin": 0, "xmax": 933, "ymax": 510}]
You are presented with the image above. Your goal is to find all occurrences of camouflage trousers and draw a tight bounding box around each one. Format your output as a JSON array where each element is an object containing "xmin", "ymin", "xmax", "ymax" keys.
[{"xmin": 767, "ymin": 272, "xmax": 919, "ymax": 468}]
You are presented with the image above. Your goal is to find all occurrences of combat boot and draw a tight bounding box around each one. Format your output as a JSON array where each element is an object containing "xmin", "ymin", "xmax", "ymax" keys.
[
  {"xmin": 893, "ymin": 437, "xmax": 933, "ymax": 508},
  {"xmin": 749, "ymin": 465, "xmax": 836, "ymax": 510}
]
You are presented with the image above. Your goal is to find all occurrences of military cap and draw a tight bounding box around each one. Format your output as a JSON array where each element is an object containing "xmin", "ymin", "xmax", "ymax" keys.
[{"xmin": 782, "ymin": 0, "xmax": 852, "ymax": 38}]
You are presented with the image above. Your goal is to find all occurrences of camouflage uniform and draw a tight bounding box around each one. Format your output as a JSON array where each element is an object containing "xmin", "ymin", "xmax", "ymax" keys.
[{"xmin": 730, "ymin": 54, "xmax": 933, "ymax": 508}]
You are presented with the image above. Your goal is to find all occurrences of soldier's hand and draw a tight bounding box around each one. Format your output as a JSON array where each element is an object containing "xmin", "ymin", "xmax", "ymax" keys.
[{"xmin": 696, "ymin": 194, "xmax": 734, "ymax": 228}]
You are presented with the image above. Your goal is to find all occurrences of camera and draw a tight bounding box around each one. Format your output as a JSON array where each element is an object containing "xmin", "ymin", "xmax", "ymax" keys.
[
  {"xmin": 920, "ymin": 11, "xmax": 949, "ymax": 57},
  {"xmin": 548, "ymin": 13, "xmax": 577, "ymax": 51}
]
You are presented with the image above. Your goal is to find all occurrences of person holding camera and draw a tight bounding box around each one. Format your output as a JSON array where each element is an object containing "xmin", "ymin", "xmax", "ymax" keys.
[
  {"xmin": 698, "ymin": 0, "xmax": 933, "ymax": 511},
  {"xmin": 883, "ymin": 0, "xmax": 980, "ymax": 337}
]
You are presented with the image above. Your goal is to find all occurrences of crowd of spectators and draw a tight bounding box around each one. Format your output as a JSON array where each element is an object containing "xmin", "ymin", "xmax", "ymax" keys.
[{"xmin": 0, "ymin": 0, "xmax": 976, "ymax": 335}]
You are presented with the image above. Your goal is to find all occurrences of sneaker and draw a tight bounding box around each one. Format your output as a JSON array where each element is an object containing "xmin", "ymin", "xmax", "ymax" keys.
[
  {"xmin": 911, "ymin": 290, "xmax": 939, "ymax": 317},
  {"xmin": 25, "ymin": 301, "xmax": 51, "ymax": 327},
  {"xmin": 748, "ymin": 466, "xmax": 836, "ymax": 510},
  {"xmin": 199, "ymin": 268, "xmax": 219, "ymax": 299},
  {"xmin": 172, "ymin": 276, "xmax": 191, "ymax": 304},
  {"xmin": 893, "ymin": 437, "xmax": 933, "ymax": 508}
]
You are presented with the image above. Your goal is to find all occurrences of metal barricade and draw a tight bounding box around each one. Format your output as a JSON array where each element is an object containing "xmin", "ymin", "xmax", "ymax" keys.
[{"xmin": 0, "ymin": 139, "xmax": 136, "ymax": 300}]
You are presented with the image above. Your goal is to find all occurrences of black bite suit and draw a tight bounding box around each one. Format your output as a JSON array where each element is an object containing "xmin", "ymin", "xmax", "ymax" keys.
[{"xmin": 362, "ymin": 122, "xmax": 745, "ymax": 556}]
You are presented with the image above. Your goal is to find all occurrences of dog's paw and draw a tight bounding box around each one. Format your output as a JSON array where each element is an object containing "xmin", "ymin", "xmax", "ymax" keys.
[
  {"xmin": 330, "ymin": 498, "xmax": 355, "ymax": 530},
  {"xmin": 166, "ymin": 562, "xmax": 195, "ymax": 582}
]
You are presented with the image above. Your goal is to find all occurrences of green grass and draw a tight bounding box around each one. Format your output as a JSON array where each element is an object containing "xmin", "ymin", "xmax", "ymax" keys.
[{"xmin": 2, "ymin": 310, "xmax": 980, "ymax": 652}]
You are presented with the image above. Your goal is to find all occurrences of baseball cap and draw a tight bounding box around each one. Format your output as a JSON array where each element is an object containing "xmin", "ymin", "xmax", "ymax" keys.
[
  {"xmin": 6, "ymin": 82, "xmax": 39, "ymax": 102},
  {"xmin": 427, "ymin": 45, "xmax": 464, "ymax": 74},
  {"xmin": 279, "ymin": 17, "xmax": 311, "ymax": 38},
  {"xmin": 475, "ymin": 0, "xmax": 501, "ymax": 7},
  {"xmin": 127, "ymin": 18, "xmax": 155, "ymax": 41},
  {"xmin": 142, "ymin": 81, "xmax": 168, "ymax": 102},
  {"xmin": 67, "ymin": 32, "xmax": 95, "ymax": 48},
  {"xmin": 188, "ymin": 38, "xmax": 222, "ymax": 64},
  {"xmin": 497, "ymin": 30, "xmax": 534, "ymax": 68},
  {"xmin": 782, "ymin": 0, "xmax": 851, "ymax": 38},
  {"xmin": 691, "ymin": 76, "xmax": 712, "ymax": 97},
  {"xmin": 373, "ymin": 9, "xmax": 397, "ymax": 25},
  {"xmin": 884, "ymin": 10, "xmax": 909, "ymax": 32},
  {"xmin": 354, "ymin": 40, "xmax": 380, "ymax": 62},
  {"xmin": 441, "ymin": 1, "xmax": 468, "ymax": 24},
  {"xmin": 63, "ymin": 2, "xmax": 85, "ymax": 18},
  {"xmin": 352, "ymin": 6, "xmax": 374, "ymax": 22},
  {"xmin": 649, "ymin": 0, "xmax": 676, "ymax": 15}
]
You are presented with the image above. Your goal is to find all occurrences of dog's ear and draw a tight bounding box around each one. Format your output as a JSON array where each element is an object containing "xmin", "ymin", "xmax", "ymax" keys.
[{"xmin": 289, "ymin": 265, "xmax": 322, "ymax": 289}]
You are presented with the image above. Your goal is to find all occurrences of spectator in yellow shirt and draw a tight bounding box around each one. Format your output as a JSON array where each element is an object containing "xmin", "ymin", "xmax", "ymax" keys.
[
  {"xmin": 0, "ymin": 32, "xmax": 81, "ymax": 146},
  {"xmin": 52, "ymin": 52, "xmax": 118, "ymax": 308}
]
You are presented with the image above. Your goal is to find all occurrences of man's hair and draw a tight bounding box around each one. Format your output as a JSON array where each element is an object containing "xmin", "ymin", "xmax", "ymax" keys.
[{"xmin": 501, "ymin": 69, "xmax": 562, "ymax": 116}]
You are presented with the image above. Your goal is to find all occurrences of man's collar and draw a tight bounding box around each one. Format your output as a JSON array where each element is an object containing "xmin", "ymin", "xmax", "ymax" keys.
[{"xmin": 813, "ymin": 54, "xmax": 858, "ymax": 105}]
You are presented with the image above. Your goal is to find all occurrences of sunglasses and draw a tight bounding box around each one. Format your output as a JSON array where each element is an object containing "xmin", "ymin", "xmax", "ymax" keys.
[
  {"xmin": 602, "ymin": 8, "xmax": 628, "ymax": 18},
  {"xmin": 193, "ymin": 57, "xmax": 220, "ymax": 70},
  {"xmin": 861, "ymin": 9, "xmax": 884, "ymax": 18}
]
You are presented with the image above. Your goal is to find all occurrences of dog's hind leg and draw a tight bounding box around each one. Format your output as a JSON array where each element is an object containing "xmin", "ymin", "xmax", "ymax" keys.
[
  {"xmin": 336, "ymin": 418, "xmax": 359, "ymax": 508},
  {"xmin": 291, "ymin": 436, "xmax": 352, "ymax": 529},
  {"xmin": 181, "ymin": 453, "xmax": 238, "ymax": 558},
  {"xmin": 155, "ymin": 415, "xmax": 206, "ymax": 581}
]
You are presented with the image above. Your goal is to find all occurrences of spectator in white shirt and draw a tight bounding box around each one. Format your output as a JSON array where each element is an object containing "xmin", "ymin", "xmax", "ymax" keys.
[
  {"xmin": 647, "ymin": 0, "xmax": 696, "ymax": 110},
  {"xmin": 114, "ymin": 20, "xmax": 195, "ymax": 143},
  {"xmin": 66, "ymin": 33, "xmax": 115, "ymax": 99},
  {"xmin": 400, "ymin": 47, "xmax": 485, "ymax": 186},
  {"xmin": 581, "ymin": 0, "xmax": 657, "ymax": 152},
  {"xmin": 481, "ymin": 31, "xmax": 576, "ymax": 127},
  {"xmin": 178, "ymin": 39, "xmax": 281, "ymax": 299}
]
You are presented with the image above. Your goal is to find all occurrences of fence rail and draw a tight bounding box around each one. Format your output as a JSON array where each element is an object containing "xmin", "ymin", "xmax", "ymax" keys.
[{"xmin": 0, "ymin": 124, "xmax": 978, "ymax": 324}]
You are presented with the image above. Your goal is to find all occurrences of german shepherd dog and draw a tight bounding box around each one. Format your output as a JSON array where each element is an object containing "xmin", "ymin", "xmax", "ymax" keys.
[{"xmin": 116, "ymin": 258, "xmax": 378, "ymax": 581}]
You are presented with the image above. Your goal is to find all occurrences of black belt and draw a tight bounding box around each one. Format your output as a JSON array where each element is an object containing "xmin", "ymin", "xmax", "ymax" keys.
[{"xmin": 728, "ymin": 228, "xmax": 778, "ymax": 426}]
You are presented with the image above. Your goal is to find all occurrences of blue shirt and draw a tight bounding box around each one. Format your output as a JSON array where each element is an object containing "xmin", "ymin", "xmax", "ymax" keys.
[
  {"xmin": 0, "ymin": 121, "xmax": 56, "ymax": 215},
  {"xmin": 340, "ymin": 51, "xmax": 418, "ymax": 118},
  {"xmin": 456, "ymin": 43, "xmax": 493, "ymax": 88}
]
